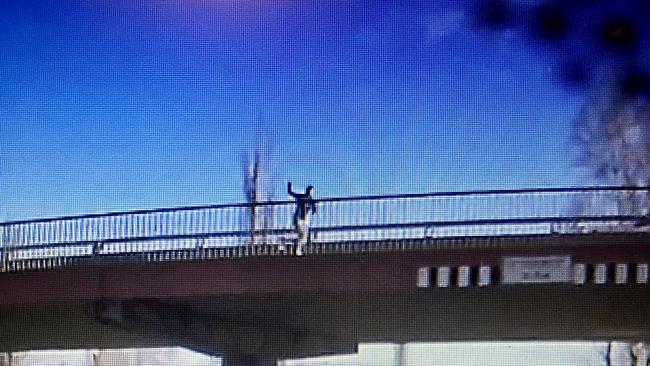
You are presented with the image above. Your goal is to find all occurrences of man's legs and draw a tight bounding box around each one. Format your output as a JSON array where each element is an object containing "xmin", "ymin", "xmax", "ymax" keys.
[
  {"xmin": 295, "ymin": 222, "xmax": 306, "ymax": 256},
  {"xmin": 294, "ymin": 214, "xmax": 311, "ymax": 256}
]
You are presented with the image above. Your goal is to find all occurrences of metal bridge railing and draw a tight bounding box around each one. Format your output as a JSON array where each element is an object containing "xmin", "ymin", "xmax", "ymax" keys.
[{"xmin": 1, "ymin": 187, "xmax": 649, "ymax": 271}]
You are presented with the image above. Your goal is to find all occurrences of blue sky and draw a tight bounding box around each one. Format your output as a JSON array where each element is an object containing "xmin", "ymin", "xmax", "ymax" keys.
[{"xmin": 0, "ymin": 0, "xmax": 585, "ymax": 220}]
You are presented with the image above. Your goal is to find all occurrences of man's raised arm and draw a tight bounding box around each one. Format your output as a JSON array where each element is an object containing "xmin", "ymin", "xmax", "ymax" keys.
[{"xmin": 288, "ymin": 181, "xmax": 295, "ymax": 197}]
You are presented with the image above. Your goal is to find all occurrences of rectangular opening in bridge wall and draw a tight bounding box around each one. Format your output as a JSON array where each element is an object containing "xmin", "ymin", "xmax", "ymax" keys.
[
  {"xmin": 615, "ymin": 263, "xmax": 629, "ymax": 285},
  {"xmin": 638, "ymin": 264, "xmax": 649, "ymax": 284},
  {"xmin": 594, "ymin": 263, "xmax": 608, "ymax": 285},
  {"xmin": 417, "ymin": 267, "xmax": 431, "ymax": 288},
  {"xmin": 573, "ymin": 263, "xmax": 586, "ymax": 285},
  {"xmin": 436, "ymin": 267, "xmax": 451, "ymax": 288},
  {"xmin": 478, "ymin": 266, "xmax": 492, "ymax": 287}
]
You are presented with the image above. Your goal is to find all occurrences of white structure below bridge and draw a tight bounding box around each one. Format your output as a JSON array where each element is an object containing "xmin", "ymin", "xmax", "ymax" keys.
[
  {"xmin": 279, "ymin": 342, "xmax": 650, "ymax": 366},
  {"xmin": 1, "ymin": 342, "xmax": 648, "ymax": 366}
]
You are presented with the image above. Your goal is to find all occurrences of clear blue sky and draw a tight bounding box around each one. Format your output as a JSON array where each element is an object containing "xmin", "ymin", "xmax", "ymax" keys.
[{"xmin": 0, "ymin": 0, "xmax": 584, "ymax": 221}]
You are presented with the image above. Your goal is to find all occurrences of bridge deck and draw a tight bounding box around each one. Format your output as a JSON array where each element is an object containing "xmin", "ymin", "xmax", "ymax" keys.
[{"xmin": 1, "ymin": 232, "xmax": 649, "ymax": 358}]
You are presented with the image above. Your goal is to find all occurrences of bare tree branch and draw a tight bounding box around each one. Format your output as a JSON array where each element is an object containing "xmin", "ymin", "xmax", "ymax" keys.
[
  {"xmin": 242, "ymin": 142, "xmax": 276, "ymax": 245},
  {"xmin": 573, "ymin": 71, "xmax": 650, "ymax": 218}
]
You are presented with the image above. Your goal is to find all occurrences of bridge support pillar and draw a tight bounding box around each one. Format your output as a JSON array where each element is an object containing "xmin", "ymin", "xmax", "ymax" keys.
[
  {"xmin": 610, "ymin": 341, "xmax": 650, "ymax": 366},
  {"xmin": 633, "ymin": 343, "xmax": 649, "ymax": 366},
  {"xmin": 0, "ymin": 353, "xmax": 11, "ymax": 366}
]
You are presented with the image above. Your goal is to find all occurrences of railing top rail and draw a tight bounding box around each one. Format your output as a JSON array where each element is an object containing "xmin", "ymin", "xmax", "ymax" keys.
[
  {"xmin": 1, "ymin": 186, "xmax": 648, "ymax": 227},
  {"xmin": 315, "ymin": 186, "xmax": 650, "ymax": 203},
  {"xmin": 2, "ymin": 214, "xmax": 644, "ymax": 251}
]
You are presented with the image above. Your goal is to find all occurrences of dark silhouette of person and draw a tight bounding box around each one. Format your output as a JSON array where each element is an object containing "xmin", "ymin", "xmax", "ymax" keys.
[{"xmin": 288, "ymin": 182, "xmax": 316, "ymax": 255}]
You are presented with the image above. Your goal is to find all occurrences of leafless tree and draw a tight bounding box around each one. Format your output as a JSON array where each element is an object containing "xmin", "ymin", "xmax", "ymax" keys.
[
  {"xmin": 573, "ymin": 71, "xmax": 650, "ymax": 221},
  {"xmin": 242, "ymin": 144, "xmax": 276, "ymax": 245}
]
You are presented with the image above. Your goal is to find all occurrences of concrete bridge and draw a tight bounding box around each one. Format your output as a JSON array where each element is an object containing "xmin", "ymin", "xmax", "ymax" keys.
[{"xmin": 1, "ymin": 187, "xmax": 649, "ymax": 365}]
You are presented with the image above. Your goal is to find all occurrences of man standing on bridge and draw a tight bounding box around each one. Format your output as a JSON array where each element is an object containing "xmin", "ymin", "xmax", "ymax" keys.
[{"xmin": 288, "ymin": 182, "xmax": 316, "ymax": 256}]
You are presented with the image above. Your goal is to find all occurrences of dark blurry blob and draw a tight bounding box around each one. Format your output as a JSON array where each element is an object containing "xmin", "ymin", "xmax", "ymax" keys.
[
  {"xmin": 470, "ymin": 0, "xmax": 650, "ymax": 94},
  {"xmin": 535, "ymin": 3, "xmax": 569, "ymax": 42},
  {"xmin": 561, "ymin": 60, "xmax": 591, "ymax": 88},
  {"xmin": 473, "ymin": 0, "xmax": 512, "ymax": 29},
  {"xmin": 600, "ymin": 18, "xmax": 639, "ymax": 52},
  {"xmin": 620, "ymin": 69, "xmax": 650, "ymax": 99},
  {"xmin": 470, "ymin": 0, "xmax": 650, "ymax": 200}
]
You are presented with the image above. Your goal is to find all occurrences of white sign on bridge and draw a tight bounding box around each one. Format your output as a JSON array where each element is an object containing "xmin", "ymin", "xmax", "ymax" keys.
[{"xmin": 502, "ymin": 255, "xmax": 572, "ymax": 284}]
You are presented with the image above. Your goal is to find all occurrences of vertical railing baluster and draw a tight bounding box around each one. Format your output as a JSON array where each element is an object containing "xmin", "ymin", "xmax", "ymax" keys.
[
  {"xmin": 201, "ymin": 210, "xmax": 207, "ymax": 242},
  {"xmin": 16, "ymin": 225, "xmax": 22, "ymax": 247},
  {"xmin": 161, "ymin": 211, "xmax": 166, "ymax": 237},
  {"xmin": 196, "ymin": 210, "xmax": 201, "ymax": 235},
  {"xmin": 108, "ymin": 215, "xmax": 114, "ymax": 240},
  {"xmin": 121, "ymin": 214, "xmax": 126, "ymax": 239},
  {"xmin": 169, "ymin": 211, "xmax": 175, "ymax": 237},
  {"xmin": 168, "ymin": 211, "xmax": 173, "ymax": 236},
  {"xmin": 230, "ymin": 206, "xmax": 235, "ymax": 233},
  {"xmin": 88, "ymin": 218, "xmax": 93, "ymax": 243},
  {"xmin": 103, "ymin": 216, "xmax": 109, "ymax": 241},
  {"xmin": 127, "ymin": 214, "xmax": 132, "ymax": 241},
  {"xmin": 133, "ymin": 214, "xmax": 138, "ymax": 239},
  {"xmin": 161, "ymin": 211, "xmax": 165, "ymax": 237},
  {"xmin": 43, "ymin": 222, "xmax": 48, "ymax": 245},
  {"xmin": 31, "ymin": 223, "xmax": 36, "ymax": 246},
  {"xmin": 87, "ymin": 218, "xmax": 92, "ymax": 242},
  {"xmin": 129, "ymin": 213, "xmax": 134, "ymax": 239},
  {"xmin": 185, "ymin": 211, "xmax": 190, "ymax": 237},
  {"xmin": 113, "ymin": 215, "xmax": 124, "ymax": 239},
  {"xmin": 191, "ymin": 210, "xmax": 197, "ymax": 235},
  {"xmin": 180, "ymin": 210, "xmax": 185, "ymax": 239},
  {"xmin": 79, "ymin": 219, "xmax": 84, "ymax": 243},
  {"xmin": 224, "ymin": 207, "xmax": 229, "ymax": 233},
  {"xmin": 193, "ymin": 210, "xmax": 198, "ymax": 237},
  {"xmin": 142, "ymin": 213, "xmax": 148, "ymax": 239},
  {"xmin": 179, "ymin": 211, "xmax": 185, "ymax": 239},
  {"xmin": 201, "ymin": 209, "xmax": 206, "ymax": 236},
  {"xmin": 76, "ymin": 219, "xmax": 80, "ymax": 243},
  {"xmin": 143, "ymin": 213, "xmax": 148, "ymax": 238},
  {"xmin": 104, "ymin": 215, "xmax": 109, "ymax": 241},
  {"xmin": 156, "ymin": 212, "xmax": 162, "ymax": 237},
  {"xmin": 139, "ymin": 213, "xmax": 143, "ymax": 238},
  {"xmin": 153, "ymin": 212, "xmax": 158, "ymax": 236},
  {"xmin": 138, "ymin": 214, "xmax": 143, "ymax": 238},
  {"xmin": 52, "ymin": 220, "xmax": 58, "ymax": 245},
  {"xmin": 160, "ymin": 211, "xmax": 165, "ymax": 236},
  {"xmin": 208, "ymin": 209, "xmax": 213, "ymax": 235},
  {"xmin": 23, "ymin": 223, "xmax": 29, "ymax": 246},
  {"xmin": 29, "ymin": 223, "xmax": 34, "ymax": 245},
  {"xmin": 121, "ymin": 214, "xmax": 127, "ymax": 240},
  {"xmin": 179, "ymin": 211, "xmax": 184, "ymax": 239},
  {"xmin": 236, "ymin": 206, "xmax": 241, "ymax": 235},
  {"xmin": 144, "ymin": 213, "xmax": 150, "ymax": 238},
  {"xmin": 100, "ymin": 216, "xmax": 105, "ymax": 242}
]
